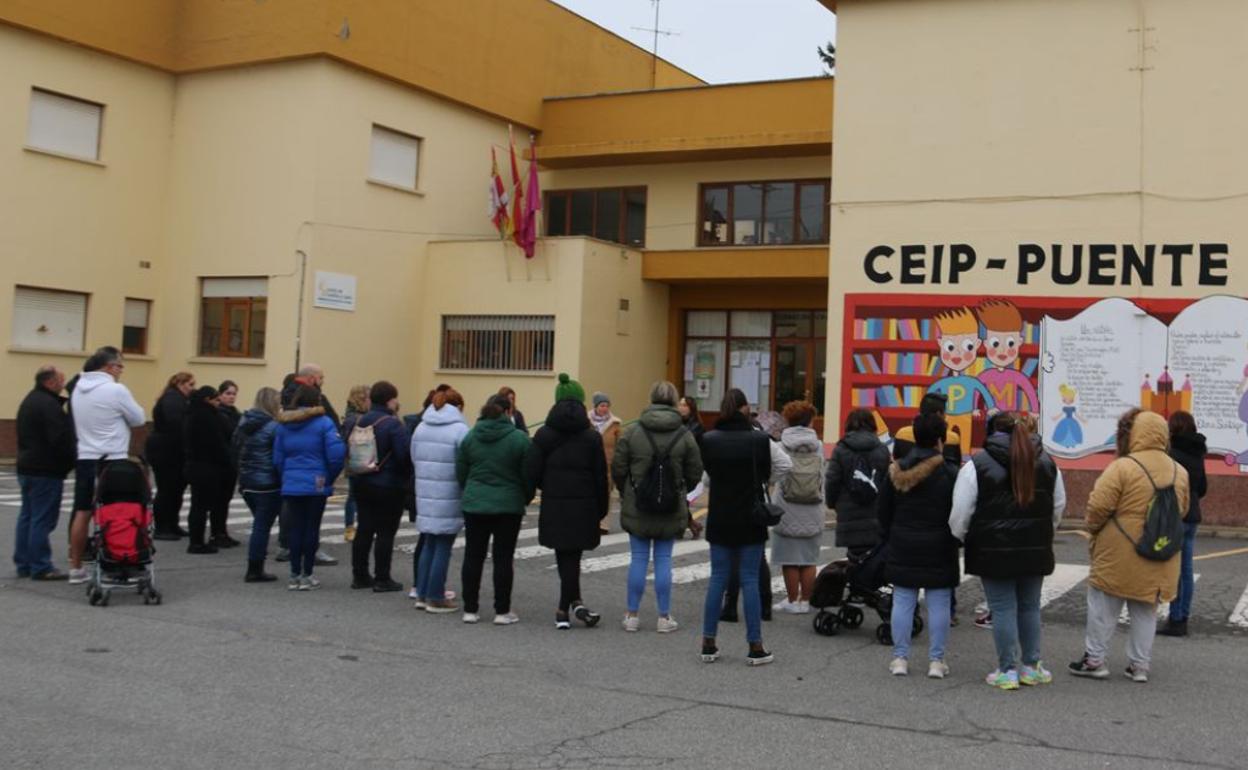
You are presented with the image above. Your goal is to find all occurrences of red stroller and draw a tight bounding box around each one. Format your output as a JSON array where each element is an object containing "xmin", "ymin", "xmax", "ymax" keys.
[{"xmin": 85, "ymin": 460, "xmax": 162, "ymax": 606}]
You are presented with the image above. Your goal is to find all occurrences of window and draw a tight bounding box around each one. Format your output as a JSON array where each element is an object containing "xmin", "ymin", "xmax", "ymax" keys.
[
  {"xmin": 199, "ymin": 278, "xmax": 267, "ymax": 358},
  {"xmin": 545, "ymin": 187, "xmax": 647, "ymax": 247},
  {"xmin": 11, "ymin": 286, "xmax": 88, "ymax": 352},
  {"xmin": 122, "ymin": 298, "xmax": 151, "ymax": 355},
  {"xmin": 369, "ymin": 124, "xmax": 421, "ymax": 190},
  {"xmin": 699, "ymin": 180, "xmax": 829, "ymax": 246},
  {"xmin": 27, "ymin": 88, "xmax": 103, "ymax": 161},
  {"xmin": 440, "ymin": 315, "xmax": 554, "ymax": 372}
]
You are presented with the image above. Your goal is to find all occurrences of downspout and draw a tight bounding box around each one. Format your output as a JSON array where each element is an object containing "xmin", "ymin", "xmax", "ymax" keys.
[{"xmin": 294, "ymin": 249, "xmax": 308, "ymax": 371}]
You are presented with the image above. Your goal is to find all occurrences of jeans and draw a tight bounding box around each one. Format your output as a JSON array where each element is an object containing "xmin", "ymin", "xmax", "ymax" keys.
[
  {"xmin": 723, "ymin": 549, "xmax": 772, "ymax": 614},
  {"xmin": 703, "ymin": 543, "xmax": 765, "ymax": 644},
  {"xmin": 1171, "ymin": 521, "xmax": 1199, "ymax": 623},
  {"xmin": 412, "ymin": 532, "xmax": 426, "ymax": 588},
  {"xmin": 343, "ymin": 477, "xmax": 358, "ymax": 529},
  {"xmin": 627, "ymin": 536, "xmax": 675, "ymax": 615},
  {"xmin": 14, "ymin": 475, "xmax": 63, "ymax": 576},
  {"xmin": 150, "ymin": 455, "xmax": 186, "ymax": 535},
  {"xmin": 556, "ymin": 549, "xmax": 583, "ymax": 613},
  {"xmin": 352, "ymin": 484, "xmax": 404, "ymax": 582},
  {"xmin": 415, "ymin": 533, "xmax": 455, "ymax": 601},
  {"xmin": 981, "ymin": 575, "xmax": 1044, "ymax": 672},
  {"xmin": 1085, "ymin": 585, "xmax": 1156, "ymax": 669},
  {"xmin": 243, "ymin": 490, "xmax": 282, "ymax": 563},
  {"xmin": 891, "ymin": 586, "xmax": 952, "ymax": 661},
  {"xmin": 461, "ymin": 513, "xmax": 523, "ymax": 614},
  {"xmin": 283, "ymin": 495, "xmax": 327, "ymax": 576}
]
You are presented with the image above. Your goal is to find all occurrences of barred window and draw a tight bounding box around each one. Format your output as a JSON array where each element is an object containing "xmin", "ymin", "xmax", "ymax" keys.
[{"xmin": 440, "ymin": 315, "xmax": 555, "ymax": 372}]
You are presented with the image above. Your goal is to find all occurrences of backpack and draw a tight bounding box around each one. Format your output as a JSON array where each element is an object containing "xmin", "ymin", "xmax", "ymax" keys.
[
  {"xmin": 1112, "ymin": 457, "xmax": 1184, "ymax": 562},
  {"xmin": 846, "ymin": 451, "xmax": 881, "ymax": 505},
  {"xmin": 347, "ymin": 416, "xmax": 393, "ymax": 476},
  {"xmin": 632, "ymin": 426, "xmax": 686, "ymax": 515},
  {"xmin": 781, "ymin": 448, "xmax": 823, "ymax": 504}
]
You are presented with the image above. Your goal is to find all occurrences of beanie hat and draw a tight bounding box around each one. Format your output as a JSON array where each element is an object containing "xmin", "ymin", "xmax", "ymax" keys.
[
  {"xmin": 592, "ymin": 391, "xmax": 610, "ymax": 408},
  {"xmin": 554, "ymin": 373, "xmax": 586, "ymax": 404}
]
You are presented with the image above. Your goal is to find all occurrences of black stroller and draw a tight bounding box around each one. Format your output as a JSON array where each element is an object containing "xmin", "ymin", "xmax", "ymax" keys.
[
  {"xmin": 809, "ymin": 545, "xmax": 923, "ymax": 645},
  {"xmin": 85, "ymin": 459, "xmax": 161, "ymax": 606}
]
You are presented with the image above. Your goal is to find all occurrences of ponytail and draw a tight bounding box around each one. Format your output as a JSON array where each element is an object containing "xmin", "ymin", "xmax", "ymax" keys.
[{"xmin": 1008, "ymin": 413, "xmax": 1037, "ymax": 507}]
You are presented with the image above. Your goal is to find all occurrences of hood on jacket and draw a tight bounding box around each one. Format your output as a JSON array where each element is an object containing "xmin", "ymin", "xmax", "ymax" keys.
[
  {"xmin": 277, "ymin": 406, "xmax": 326, "ymax": 429},
  {"xmin": 1129, "ymin": 411, "xmax": 1170, "ymax": 454},
  {"xmin": 74, "ymin": 371, "xmax": 115, "ymax": 394},
  {"xmin": 545, "ymin": 399, "xmax": 591, "ymax": 434},
  {"xmin": 889, "ymin": 451, "xmax": 945, "ymax": 493},
  {"xmin": 239, "ymin": 408, "xmax": 275, "ymax": 436},
  {"xmin": 781, "ymin": 425, "xmax": 822, "ymax": 453},
  {"xmin": 421, "ymin": 403, "xmax": 466, "ymax": 427},
  {"xmin": 1171, "ymin": 431, "xmax": 1208, "ymax": 458},
  {"xmin": 638, "ymin": 404, "xmax": 683, "ymax": 432},
  {"xmin": 839, "ymin": 429, "xmax": 881, "ymax": 453},
  {"xmin": 473, "ymin": 415, "xmax": 519, "ymax": 443}
]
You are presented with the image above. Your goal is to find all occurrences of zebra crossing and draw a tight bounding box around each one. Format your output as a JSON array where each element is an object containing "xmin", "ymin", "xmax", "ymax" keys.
[{"xmin": 2, "ymin": 471, "xmax": 1247, "ymax": 629}]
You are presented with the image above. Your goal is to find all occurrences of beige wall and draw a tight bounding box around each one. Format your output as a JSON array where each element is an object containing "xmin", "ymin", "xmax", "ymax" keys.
[
  {"xmin": 0, "ymin": 25, "xmax": 173, "ymax": 414},
  {"xmin": 826, "ymin": 0, "xmax": 1248, "ymax": 434},
  {"xmin": 544, "ymin": 155, "xmax": 833, "ymax": 251},
  {"xmin": 419, "ymin": 238, "xmax": 668, "ymax": 428}
]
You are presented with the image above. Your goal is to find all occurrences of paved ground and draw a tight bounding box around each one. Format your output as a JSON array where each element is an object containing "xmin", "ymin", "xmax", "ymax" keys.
[{"xmin": 2, "ymin": 469, "xmax": 1247, "ymax": 769}]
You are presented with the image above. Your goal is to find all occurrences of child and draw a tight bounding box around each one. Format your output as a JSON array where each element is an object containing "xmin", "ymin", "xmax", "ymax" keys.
[
  {"xmin": 975, "ymin": 299, "xmax": 1039, "ymax": 413},
  {"xmin": 928, "ymin": 307, "xmax": 996, "ymax": 448}
]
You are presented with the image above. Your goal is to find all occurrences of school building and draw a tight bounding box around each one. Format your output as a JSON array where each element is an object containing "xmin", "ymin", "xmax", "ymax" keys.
[{"xmin": 3, "ymin": 0, "xmax": 1245, "ymax": 524}]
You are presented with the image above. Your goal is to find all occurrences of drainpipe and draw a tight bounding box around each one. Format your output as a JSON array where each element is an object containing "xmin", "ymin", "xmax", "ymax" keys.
[{"xmin": 294, "ymin": 249, "xmax": 308, "ymax": 371}]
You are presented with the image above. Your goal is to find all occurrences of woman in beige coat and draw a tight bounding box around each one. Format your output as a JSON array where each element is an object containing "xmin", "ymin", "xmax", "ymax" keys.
[{"xmin": 1069, "ymin": 409, "xmax": 1189, "ymax": 683}]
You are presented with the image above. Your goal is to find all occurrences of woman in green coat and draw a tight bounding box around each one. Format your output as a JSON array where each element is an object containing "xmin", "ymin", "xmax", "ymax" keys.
[
  {"xmin": 456, "ymin": 394, "xmax": 533, "ymax": 625},
  {"xmin": 611, "ymin": 381, "xmax": 704, "ymax": 633}
]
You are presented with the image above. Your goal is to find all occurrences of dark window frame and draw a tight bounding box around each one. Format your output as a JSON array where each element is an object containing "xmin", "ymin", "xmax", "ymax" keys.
[
  {"xmin": 544, "ymin": 185, "xmax": 647, "ymax": 247},
  {"xmin": 698, "ymin": 178, "xmax": 830, "ymax": 247},
  {"xmin": 121, "ymin": 297, "xmax": 150, "ymax": 356},
  {"xmin": 199, "ymin": 296, "xmax": 266, "ymax": 359}
]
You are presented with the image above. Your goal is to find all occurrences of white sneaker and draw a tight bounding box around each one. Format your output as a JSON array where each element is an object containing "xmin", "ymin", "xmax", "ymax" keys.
[
  {"xmin": 493, "ymin": 612, "xmax": 520, "ymax": 625},
  {"xmin": 656, "ymin": 616, "xmax": 679, "ymax": 634},
  {"xmin": 462, "ymin": 612, "xmax": 480, "ymax": 624},
  {"xmin": 794, "ymin": 601, "xmax": 812, "ymax": 614},
  {"xmin": 773, "ymin": 599, "xmax": 800, "ymax": 614},
  {"xmin": 890, "ymin": 657, "xmax": 909, "ymax": 676},
  {"xmin": 408, "ymin": 587, "xmax": 420, "ymax": 600},
  {"xmin": 622, "ymin": 614, "xmax": 641, "ymax": 632},
  {"xmin": 299, "ymin": 575, "xmax": 321, "ymax": 591},
  {"xmin": 928, "ymin": 660, "xmax": 950, "ymax": 679},
  {"xmin": 68, "ymin": 567, "xmax": 89, "ymax": 585},
  {"xmin": 413, "ymin": 598, "xmax": 427, "ymax": 610}
]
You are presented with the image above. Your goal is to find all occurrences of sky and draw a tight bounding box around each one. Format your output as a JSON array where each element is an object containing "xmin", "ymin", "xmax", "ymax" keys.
[{"xmin": 549, "ymin": 0, "xmax": 837, "ymax": 85}]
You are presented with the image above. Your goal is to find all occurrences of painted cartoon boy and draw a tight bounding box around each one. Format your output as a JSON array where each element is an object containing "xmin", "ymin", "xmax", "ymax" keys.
[
  {"xmin": 975, "ymin": 298, "xmax": 1040, "ymax": 413},
  {"xmin": 928, "ymin": 306, "xmax": 995, "ymax": 447}
]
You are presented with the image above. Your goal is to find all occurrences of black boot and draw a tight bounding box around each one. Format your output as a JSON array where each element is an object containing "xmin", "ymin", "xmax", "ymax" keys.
[
  {"xmin": 1158, "ymin": 619, "xmax": 1188, "ymax": 637},
  {"xmin": 245, "ymin": 560, "xmax": 277, "ymax": 583}
]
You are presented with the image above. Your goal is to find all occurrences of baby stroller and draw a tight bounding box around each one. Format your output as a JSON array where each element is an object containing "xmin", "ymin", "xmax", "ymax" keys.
[
  {"xmin": 85, "ymin": 459, "xmax": 161, "ymax": 607},
  {"xmin": 809, "ymin": 545, "xmax": 923, "ymax": 645}
]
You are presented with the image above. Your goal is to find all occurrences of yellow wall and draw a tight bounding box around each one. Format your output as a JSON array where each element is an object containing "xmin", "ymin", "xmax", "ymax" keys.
[
  {"xmin": 0, "ymin": 24, "xmax": 173, "ymax": 413},
  {"xmin": 419, "ymin": 238, "xmax": 669, "ymax": 426},
  {"xmin": 0, "ymin": 0, "xmax": 703, "ymax": 129},
  {"xmin": 826, "ymin": 0, "xmax": 1248, "ymax": 435}
]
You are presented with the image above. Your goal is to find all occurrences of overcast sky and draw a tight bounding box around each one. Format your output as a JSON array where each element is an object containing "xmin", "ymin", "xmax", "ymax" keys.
[{"xmin": 550, "ymin": 0, "xmax": 837, "ymax": 84}]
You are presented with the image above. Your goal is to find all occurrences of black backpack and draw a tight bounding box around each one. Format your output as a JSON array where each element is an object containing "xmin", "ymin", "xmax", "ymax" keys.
[
  {"xmin": 846, "ymin": 450, "xmax": 880, "ymax": 505},
  {"xmin": 632, "ymin": 426, "xmax": 686, "ymax": 515},
  {"xmin": 1112, "ymin": 457, "xmax": 1184, "ymax": 562}
]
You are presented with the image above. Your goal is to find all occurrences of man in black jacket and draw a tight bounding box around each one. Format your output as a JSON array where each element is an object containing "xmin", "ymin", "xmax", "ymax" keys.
[{"xmin": 14, "ymin": 365, "xmax": 76, "ymax": 580}]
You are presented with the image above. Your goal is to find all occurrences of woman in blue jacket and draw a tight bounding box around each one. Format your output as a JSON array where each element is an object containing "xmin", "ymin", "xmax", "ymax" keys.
[
  {"xmin": 349, "ymin": 380, "xmax": 412, "ymax": 594},
  {"xmin": 234, "ymin": 386, "xmax": 282, "ymax": 583},
  {"xmin": 273, "ymin": 385, "xmax": 346, "ymax": 591}
]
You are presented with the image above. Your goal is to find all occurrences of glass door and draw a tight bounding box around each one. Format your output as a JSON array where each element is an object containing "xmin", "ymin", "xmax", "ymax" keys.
[{"xmin": 773, "ymin": 342, "xmax": 810, "ymax": 407}]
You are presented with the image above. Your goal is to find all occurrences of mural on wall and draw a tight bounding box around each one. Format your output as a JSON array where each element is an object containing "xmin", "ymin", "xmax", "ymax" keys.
[{"xmin": 842, "ymin": 293, "xmax": 1248, "ymax": 471}]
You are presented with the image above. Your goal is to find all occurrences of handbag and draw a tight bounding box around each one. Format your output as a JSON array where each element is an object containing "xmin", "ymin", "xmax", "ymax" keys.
[{"xmin": 748, "ymin": 434, "xmax": 785, "ymax": 528}]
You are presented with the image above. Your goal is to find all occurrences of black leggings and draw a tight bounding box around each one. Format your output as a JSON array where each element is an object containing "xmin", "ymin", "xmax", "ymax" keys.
[
  {"xmin": 555, "ymin": 549, "xmax": 583, "ymax": 613},
  {"xmin": 150, "ymin": 455, "xmax": 186, "ymax": 535},
  {"xmin": 461, "ymin": 513, "xmax": 523, "ymax": 614},
  {"xmin": 352, "ymin": 484, "xmax": 404, "ymax": 581}
]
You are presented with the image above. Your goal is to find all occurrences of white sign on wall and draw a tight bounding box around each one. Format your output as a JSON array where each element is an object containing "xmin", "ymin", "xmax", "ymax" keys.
[{"xmin": 313, "ymin": 271, "xmax": 357, "ymax": 311}]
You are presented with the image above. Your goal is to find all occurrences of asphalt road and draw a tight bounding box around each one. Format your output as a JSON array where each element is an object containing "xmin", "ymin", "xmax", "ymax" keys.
[{"xmin": 2, "ymin": 469, "xmax": 1247, "ymax": 769}]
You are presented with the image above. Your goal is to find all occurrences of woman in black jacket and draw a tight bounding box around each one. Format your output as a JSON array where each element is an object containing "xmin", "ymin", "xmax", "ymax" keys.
[
  {"xmin": 184, "ymin": 386, "xmax": 233, "ymax": 553},
  {"xmin": 826, "ymin": 408, "xmax": 891, "ymax": 558},
  {"xmin": 877, "ymin": 412, "xmax": 960, "ymax": 679},
  {"xmin": 214, "ymin": 380, "xmax": 242, "ymax": 547},
  {"xmin": 677, "ymin": 396, "xmax": 706, "ymax": 447},
  {"xmin": 349, "ymin": 381, "xmax": 412, "ymax": 594},
  {"xmin": 1161, "ymin": 410, "xmax": 1208, "ymax": 637},
  {"xmin": 698, "ymin": 388, "xmax": 776, "ymax": 666},
  {"xmin": 525, "ymin": 374, "xmax": 607, "ymax": 630},
  {"xmin": 147, "ymin": 372, "xmax": 194, "ymax": 540}
]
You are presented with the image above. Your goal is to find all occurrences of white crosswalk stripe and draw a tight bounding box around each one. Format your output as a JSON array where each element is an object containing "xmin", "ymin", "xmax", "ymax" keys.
[
  {"xmin": 1230, "ymin": 583, "xmax": 1248, "ymax": 628},
  {"xmin": 1117, "ymin": 574, "xmax": 1200, "ymax": 624},
  {"xmin": 1040, "ymin": 564, "xmax": 1091, "ymax": 608}
]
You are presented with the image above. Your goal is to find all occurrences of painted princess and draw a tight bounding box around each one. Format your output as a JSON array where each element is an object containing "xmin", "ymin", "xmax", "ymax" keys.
[{"xmin": 1051, "ymin": 383, "xmax": 1085, "ymax": 449}]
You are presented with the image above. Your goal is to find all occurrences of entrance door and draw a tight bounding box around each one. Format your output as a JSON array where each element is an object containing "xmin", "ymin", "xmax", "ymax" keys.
[{"xmin": 773, "ymin": 342, "xmax": 810, "ymax": 406}]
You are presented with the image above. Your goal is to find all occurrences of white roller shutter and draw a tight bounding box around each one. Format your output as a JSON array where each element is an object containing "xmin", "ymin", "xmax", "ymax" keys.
[
  {"xmin": 27, "ymin": 89, "xmax": 102, "ymax": 161},
  {"xmin": 124, "ymin": 298, "xmax": 150, "ymax": 327},
  {"xmin": 11, "ymin": 287, "xmax": 87, "ymax": 351},
  {"xmin": 201, "ymin": 277, "xmax": 268, "ymax": 298},
  {"xmin": 369, "ymin": 125, "xmax": 420, "ymax": 189}
]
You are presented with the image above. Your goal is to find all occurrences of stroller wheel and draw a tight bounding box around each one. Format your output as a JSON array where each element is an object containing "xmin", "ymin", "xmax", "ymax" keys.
[
  {"xmin": 876, "ymin": 623, "xmax": 893, "ymax": 646},
  {"xmin": 912, "ymin": 611, "xmax": 925, "ymax": 638},
  {"xmin": 99, "ymin": 591, "xmax": 110, "ymax": 607},
  {"xmin": 813, "ymin": 610, "xmax": 841, "ymax": 636},
  {"xmin": 840, "ymin": 606, "xmax": 865, "ymax": 629},
  {"xmin": 88, "ymin": 588, "xmax": 101, "ymax": 606},
  {"xmin": 149, "ymin": 590, "xmax": 162, "ymax": 606}
]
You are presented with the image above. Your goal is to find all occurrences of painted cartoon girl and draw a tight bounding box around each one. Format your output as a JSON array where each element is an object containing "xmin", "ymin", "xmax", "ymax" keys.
[
  {"xmin": 1051, "ymin": 383, "xmax": 1086, "ymax": 449},
  {"xmin": 1225, "ymin": 345, "xmax": 1248, "ymax": 466}
]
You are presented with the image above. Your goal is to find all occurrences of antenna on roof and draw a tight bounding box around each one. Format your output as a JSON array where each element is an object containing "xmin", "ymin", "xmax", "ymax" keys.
[{"xmin": 630, "ymin": 0, "xmax": 680, "ymax": 89}]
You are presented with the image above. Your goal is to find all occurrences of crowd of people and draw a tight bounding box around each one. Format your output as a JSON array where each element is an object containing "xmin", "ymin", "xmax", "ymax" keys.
[{"xmin": 12, "ymin": 345, "xmax": 1205, "ymax": 678}]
